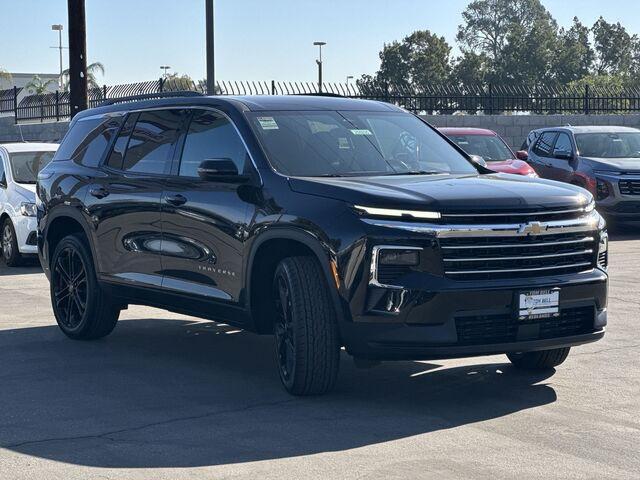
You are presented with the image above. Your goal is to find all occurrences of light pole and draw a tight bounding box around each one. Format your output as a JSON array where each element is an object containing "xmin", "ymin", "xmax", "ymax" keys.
[
  {"xmin": 160, "ymin": 65, "xmax": 172, "ymax": 78},
  {"xmin": 313, "ymin": 41, "xmax": 326, "ymax": 93},
  {"xmin": 51, "ymin": 24, "xmax": 65, "ymax": 88},
  {"xmin": 206, "ymin": 0, "xmax": 215, "ymax": 95},
  {"xmin": 346, "ymin": 75, "xmax": 354, "ymax": 88}
]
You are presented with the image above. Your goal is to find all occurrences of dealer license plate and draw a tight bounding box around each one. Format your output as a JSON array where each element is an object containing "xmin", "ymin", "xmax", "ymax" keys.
[{"xmin": 518, "ymin": 289, "xmax": 560, "ymax": 320}]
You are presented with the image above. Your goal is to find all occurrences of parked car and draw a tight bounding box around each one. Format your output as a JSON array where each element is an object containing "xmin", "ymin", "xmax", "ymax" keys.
[
  {"xmin": 525, "ymin": 126, "xmax": 640, "ymax": 222},
  {"xmin": 38, "ymin": 94, "xmax": 608, "ymax": 395},
  {"xmin": 439, "ymin": 127, "xmax": 538, "ymax": 177},
  {"xmin": 0, "ymin": 142, "xmax": 57, "ymax": 266}
]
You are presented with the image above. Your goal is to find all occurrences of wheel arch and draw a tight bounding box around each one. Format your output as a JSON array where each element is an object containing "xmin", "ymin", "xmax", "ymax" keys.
[
  {"xmin": 246, "ymin": 228, "xmax": 347, "ymax": 334},
  {"xmin": 44, "ymin": 208, "xmax": 97, "ymax": 271}
]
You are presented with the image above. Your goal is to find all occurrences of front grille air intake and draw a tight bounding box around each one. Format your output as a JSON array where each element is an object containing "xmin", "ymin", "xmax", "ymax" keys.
[{"xmin": 619, "ymin": 179, "xmax": 640, "ymax": 196}]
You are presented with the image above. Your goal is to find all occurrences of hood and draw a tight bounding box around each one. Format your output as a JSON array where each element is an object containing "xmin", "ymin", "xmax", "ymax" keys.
[
  {"xmin": 582, "ymin": 156, "xmax": 640, "ymax": 173},
  {"xmin": 288, "ymin": 173, "xmax": 591, "ymax": 213},
  {"xmin": 13, "ymin": 183, "xmax": 36, "ymax": 201}
]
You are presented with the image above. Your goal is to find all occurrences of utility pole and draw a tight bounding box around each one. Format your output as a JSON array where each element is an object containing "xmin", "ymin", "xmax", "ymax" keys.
[
  {"xmin": 68, "ymin": 0, "xmax": 88, "ymax": 116},
  {"xmin": 206, "ymin": 0, "xmax": 215, "ymax": 95},
  {"xmin": 50, "ymin": 24, "xmax": 65, "ymax": 88},
  {"xmin": 314, "ymin": 41, "xmax": 326, "ymax": 93}
]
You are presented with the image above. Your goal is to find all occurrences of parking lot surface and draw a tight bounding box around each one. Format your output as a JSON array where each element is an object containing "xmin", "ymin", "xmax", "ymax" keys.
[{"xmin": 0, "ymin": 229, "xmax": 639, "ymax": 480}]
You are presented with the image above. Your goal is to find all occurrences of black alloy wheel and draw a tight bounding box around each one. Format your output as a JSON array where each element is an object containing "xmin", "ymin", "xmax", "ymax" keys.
[{"xmin": 52, "ymin": 246, "xmax": 88, "ymax": 330}]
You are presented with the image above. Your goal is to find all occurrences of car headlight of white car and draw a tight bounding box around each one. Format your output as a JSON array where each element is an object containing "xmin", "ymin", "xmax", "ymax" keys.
[{"xmin": 19, "ymin": 202, "xmax": 37, "ymax": 217}]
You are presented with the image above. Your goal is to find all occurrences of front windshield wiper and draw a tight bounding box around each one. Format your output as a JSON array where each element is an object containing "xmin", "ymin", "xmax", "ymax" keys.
[{"xmin": 383, "ymin": 170, "xmax": 444, "ymax": 176}]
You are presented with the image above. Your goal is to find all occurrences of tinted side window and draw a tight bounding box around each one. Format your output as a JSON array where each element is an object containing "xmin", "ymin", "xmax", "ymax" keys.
[
  {"xmin": 106, "ymin": 113, "xmax": 138, "ymax": 170},
  {"xmin": 533, "ymin": 132, "xmax": 558, "ymax": 157},
  {"xmin": 122, "ymin": 110, "xmax": 185, "ymax": 175},
  {"xmin": 553, "ymin": 133, "xmax": 573, "ymax": 154},
  {"xmin": 179, "ymin": 110, "xmax": 247, "ymax": 177},
  {"xmin": 0, "ymin": 156, "xmax": 5, "ymax": 186},
  {"xmin": 54, "ymin": 115, "xmax": 124, "ymax": 167}
]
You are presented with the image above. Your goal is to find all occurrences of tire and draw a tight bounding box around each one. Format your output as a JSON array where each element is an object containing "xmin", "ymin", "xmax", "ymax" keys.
[
  {"xmin": 507, "ymin": 347, "xmax": 571, "ymax": 370},
  {"xmin": 2, "ymin": 219, "xmax": 23, "ymax": 267},
  {"xmin": 50, "ymin": 234, "xmax": 120, "ymax": 340},
  {"xmin": 273, "ymin": 256, "xmax": 340, "ymax": 395}
]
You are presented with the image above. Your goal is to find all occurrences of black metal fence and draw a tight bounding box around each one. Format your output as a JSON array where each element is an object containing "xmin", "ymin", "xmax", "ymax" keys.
[{"xmin": 4, "ymin": 79, "xmax": 640, "ymax": 123}]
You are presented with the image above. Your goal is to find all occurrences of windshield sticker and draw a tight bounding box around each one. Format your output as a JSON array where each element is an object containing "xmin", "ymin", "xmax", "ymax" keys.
[
  {"xmin": 350, "ymin": 129, "xmax": 373, "ymax": 136},
  {"xmin": 257, "ymin": 117, "xmax": 279, "ymax": 130},
  {"xmin": 338, "ymin": 137, "xmax": 350, "ymax": 149}
]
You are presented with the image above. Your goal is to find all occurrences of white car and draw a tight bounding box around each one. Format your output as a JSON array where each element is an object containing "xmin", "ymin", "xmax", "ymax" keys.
[{"xmin": 0, "ymin": 143, "xmax": 58, "ymax": 266}]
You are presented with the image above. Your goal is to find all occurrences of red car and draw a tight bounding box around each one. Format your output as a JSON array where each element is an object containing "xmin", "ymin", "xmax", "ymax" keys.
[{"xmin": 439, "ymin": 127, "xmax": 538, "ymax": 177}]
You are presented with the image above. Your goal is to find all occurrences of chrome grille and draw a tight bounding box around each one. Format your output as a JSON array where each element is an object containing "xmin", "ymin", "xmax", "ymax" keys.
[
  {"xmin": 438, "ymin": 210, "xmax": 600, "ymax": 280},
  {"xmin": 619, "ymin": 179, "xmax": 640, "ymax": 196}
]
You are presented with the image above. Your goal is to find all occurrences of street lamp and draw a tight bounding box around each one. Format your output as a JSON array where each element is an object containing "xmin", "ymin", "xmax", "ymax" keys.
[
  {"xmin": 346, "ymin": 75, "xmax": 354, "ymax": 86},
  {"xmin": 51, "ymin": 24, "xmax": 64, "ymax": 88},
  {"xmin": 160, "ymin": 65, "xmax": 172, "ymax": 78},
  {"xmin": 313, "ymin": 41, "xmax": 326, "ymax": 93}
]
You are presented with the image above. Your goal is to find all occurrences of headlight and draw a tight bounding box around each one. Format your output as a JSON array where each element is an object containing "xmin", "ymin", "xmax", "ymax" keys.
[
  {"xmin": 598, "ymin": 231, "xmax": 608, "ymax": 269},
  {"xmin": 20, "ymin": 202, "xmax": 37, "ymax": 217}
]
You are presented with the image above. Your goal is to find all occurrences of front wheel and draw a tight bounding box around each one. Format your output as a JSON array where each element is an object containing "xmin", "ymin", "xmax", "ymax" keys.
[
  {"xmin": 507, "ymin": 347, "xmax": 571, "ymax": 370},
  {"xmin": 273, "ymin": 256, "xmax": 340, "ymax": 395},
  {"xmin": 50, "ymin": 234, "xmax": 120, "ymax": 340},
  {"xmin": 2, "ymin": 219, "xmax": 23, "ymax": 267}
]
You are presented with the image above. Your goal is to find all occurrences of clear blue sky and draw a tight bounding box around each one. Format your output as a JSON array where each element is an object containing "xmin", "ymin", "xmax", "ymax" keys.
[{"xmin": 2, "ymin": 0, "xmax": 640, "ymax": 85}]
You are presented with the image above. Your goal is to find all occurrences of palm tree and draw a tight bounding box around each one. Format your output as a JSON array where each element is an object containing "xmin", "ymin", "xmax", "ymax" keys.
[
  {"xmin": 62, "ymin": 61, "xmax": 105, "ymax": 91},
  {"xmin": 24, "ymin": 75, "xmax": 57, "ymax": 95},
  {"xmin": 0, "ymin": 68, "xmax": 13, "ymax": 87}
]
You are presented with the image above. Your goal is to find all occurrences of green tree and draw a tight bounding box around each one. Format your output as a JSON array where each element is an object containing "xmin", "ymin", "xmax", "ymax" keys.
[
  {"xmin": 363, "ymin": 30, "xmax": 452, "ymax": 91},
  {"xmin": 451, "ymin": 51, "xmax": 489, "ymax": 86},
  {"xmin": 592, "ymin": 17, "xmax": 634, "ymax": 75},
  {"xmin": 62, "ymin": 61, "xmax": 105, "ymax": 91},
  {"xmin": 162, "ymin": 72, "xmax": 196, "ymax": 91},
  {"xmin": 553, "ymin": 17, "xmax": 594, "ymax": 85},
  {"xmin": 457, "ymin": 0, "xmax": 559, "ymax": 85},
  {"xmin": 24, "ymin": 75, "xmax": 57, "ymax": 95}
]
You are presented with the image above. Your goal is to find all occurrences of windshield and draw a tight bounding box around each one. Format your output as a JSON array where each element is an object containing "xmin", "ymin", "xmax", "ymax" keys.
[
  {"xmin": 9, "ymin": 151, "xmax": 56, "ymax": 184},
  {"xmin": 576, "ymin": 132, "xmax": 640, "ymax": 159},
  {"xmin": 247, "ymin": 110, "xmax": 478, "ymax": 177},
  {"xmin": 446, "ymin": 134, "xmax": 514, "ymax": 162}
]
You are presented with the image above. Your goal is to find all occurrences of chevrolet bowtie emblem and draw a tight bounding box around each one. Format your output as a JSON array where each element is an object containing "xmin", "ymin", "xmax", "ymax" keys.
[{"xmin": 519, "ymin": 221, "xmax": 545, "ymax": 235}]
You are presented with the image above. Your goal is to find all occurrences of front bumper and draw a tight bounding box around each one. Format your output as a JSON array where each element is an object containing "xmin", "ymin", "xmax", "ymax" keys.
[
  {"xmin": 342, "ymin": 269, "xmax": 608, "ymax": 360},
  {"xmin": 12, "ymin": 215, "xmax": 37, "ymax": 254}
]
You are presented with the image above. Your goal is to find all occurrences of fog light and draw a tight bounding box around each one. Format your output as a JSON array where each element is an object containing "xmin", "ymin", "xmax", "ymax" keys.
[
  {"xmin": 596, "ymin": 180, "xmax": 610, "ymax": 200},
  {"xmin": 379, "ymin": 249, "xmax": 420, "ymax": 266}
]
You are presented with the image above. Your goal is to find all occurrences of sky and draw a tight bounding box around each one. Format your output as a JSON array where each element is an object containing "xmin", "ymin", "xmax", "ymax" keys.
[{"xmin": 2, "ymin": 0, "xmax": 640, "ymax": 86}]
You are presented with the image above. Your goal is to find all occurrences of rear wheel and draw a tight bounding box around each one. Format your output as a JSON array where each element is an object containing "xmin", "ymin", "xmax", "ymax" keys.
[
  {"xmin": 273, "ymin": 256, "xmax": 340, "ymax": 395},
  {"xmin": 507, "ymin": 347, "xmax": 571, "ymax": 370},
  {"xmin": 2, "ymin": 219, "xmax": 23, "ymax": 267},
  {"xmin": 51, "ymin": 235, "xmax": 120, "ymax": 340}
]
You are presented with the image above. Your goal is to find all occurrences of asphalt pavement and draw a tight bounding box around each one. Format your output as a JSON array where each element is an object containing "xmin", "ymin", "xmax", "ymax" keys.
[{"xmin": 0, "ymin": 227, "xmax": 638, "ymax": 479}]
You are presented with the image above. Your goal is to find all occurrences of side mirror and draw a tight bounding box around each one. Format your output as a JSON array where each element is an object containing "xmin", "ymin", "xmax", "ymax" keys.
[
  {"xmin": 469, "ymin": 154, "xmax": 487, "ymax": 167},
  {"xmin": 554, "ymin": 150, "xmax": 573, "ymax": 160},
  {"xmin": 515, "ymin": 150, "xmax": 528, "ymax": 161},
  {"xmin": 197, "ymin": 158, "xmax": 248, "ymax": 182}
]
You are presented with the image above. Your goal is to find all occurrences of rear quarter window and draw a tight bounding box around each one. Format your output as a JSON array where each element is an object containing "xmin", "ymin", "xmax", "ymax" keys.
[{"xmin": 54, "ymin": 114, "xmax": 124, "ymax": 167}]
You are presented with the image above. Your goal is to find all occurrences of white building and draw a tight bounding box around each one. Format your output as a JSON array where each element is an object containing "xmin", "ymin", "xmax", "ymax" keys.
[{"xmin": 0, "ymin": 73, "xmax": 60, "ymax": 92}]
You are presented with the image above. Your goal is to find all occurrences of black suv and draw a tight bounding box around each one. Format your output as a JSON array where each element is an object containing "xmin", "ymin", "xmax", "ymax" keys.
[{"xmin": 37, "ymin": 94, "xmax": 608, "ymax": 395}]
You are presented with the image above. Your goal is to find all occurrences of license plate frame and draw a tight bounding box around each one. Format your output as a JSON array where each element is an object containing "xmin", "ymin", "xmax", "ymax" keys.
[{"xmin": 517, "ymin": 288, "xmax": 560, "ymax": 320}]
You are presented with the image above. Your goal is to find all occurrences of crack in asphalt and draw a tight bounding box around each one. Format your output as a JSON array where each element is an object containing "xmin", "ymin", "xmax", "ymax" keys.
[
  {"xmin": 573, "ymin": 343, "xmax": 640, "ymax": 356},
  {"xmin": 2, "ymin": 397, "xmax": 297, "ymax": 450}
]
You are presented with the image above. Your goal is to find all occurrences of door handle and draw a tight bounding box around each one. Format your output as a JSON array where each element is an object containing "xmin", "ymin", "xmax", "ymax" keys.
[
  {"xmin": 89, "ymin": 187, "xmax": 110, "ymax": 199},
  {"xmin": 165, "ymin": 194, "xmax": 187, "ymax": 206}
]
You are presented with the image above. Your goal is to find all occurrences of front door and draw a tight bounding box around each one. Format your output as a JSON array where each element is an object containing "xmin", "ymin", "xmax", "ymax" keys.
[
  {"xmin": 528, "ymin": 131, "xmax": 558, "ymax": 180},
  {"xmin": 547, "ymin": 132, "xmax": 577, "ymax": 183},
  {"xmin": 86, "ymin": 109, "xmax": 188, "ymax": 287},
  {"xmin": 160, "ymin": 108, "xmax": 252, "ymax": 303}
]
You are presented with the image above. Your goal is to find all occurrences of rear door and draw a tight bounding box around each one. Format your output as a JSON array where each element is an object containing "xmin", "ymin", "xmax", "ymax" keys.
[
  {"xmin": 160, "ymin": 108, "xmax": 252, "ymax": 302},
  {"xmin": 86, "ymin": 108, "xmax": 188, "ymax": 286}
]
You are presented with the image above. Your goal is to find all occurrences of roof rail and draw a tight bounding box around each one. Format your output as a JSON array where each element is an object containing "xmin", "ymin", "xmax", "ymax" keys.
[
  {"xmin": 295, "ymin": 92, "xmax": 344, "ymax": 98},
  {"xmin": 99, "ymin": 90, "xmax": 204, "ymax": 107}
]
